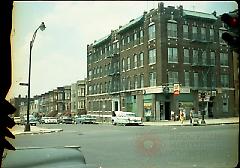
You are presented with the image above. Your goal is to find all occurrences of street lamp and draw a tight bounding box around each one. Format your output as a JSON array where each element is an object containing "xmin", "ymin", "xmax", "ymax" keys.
[{"xmin": 24, "ymin": 22, "xmax": 46, "ymax": 132}]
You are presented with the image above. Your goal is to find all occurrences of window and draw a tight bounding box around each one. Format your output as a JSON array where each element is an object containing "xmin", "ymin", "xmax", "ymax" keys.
[
  {"xmin": 122, "ymin": 77, "xmax": 125, "ymax": 91},
  {"xmin": 167, "ymin": 22, "xmax": 177, "ymax": 38},
  {"xmin": 122, "ymin": 58, "xmax": 125, "ymax": 72},
  {"xmin": 80, "ymin": 88, "xmax": 85, "ymax": 96},
  {"xmin": 139, "ymin": 52, "xmax": 144, "ymax": 67},
  {"xmin": 100, "ymin": 84, "xmax": 102, "ymax": 93},
  {"xmin": 193, "ymin": 72, "xmax": 198, "ymax": 87},
  {"xmin": 133, "ymin": 32, "xmax": 138, "ymax": 45},
  {"xmin": 183, "ymin": 25, "xmax": 188, "ymax": 39},
  {"xmin": 127, "ymin": 77, "xmax": 131, "ymax": 90},
  {"xmin": 211, "ymin": 73, "xmax": 216, "ymax": 88},
  {"xmin": 140, "ymin": 74, "xmax": 144, "ymax": 88},
  {"xmin": 116, "ymin": 41, "xmax": 119, "ymax": 49},
  {"xmin": 134, "ymin": 75, "xmax": 138, "ymax": 89},
  {"xmin": 202, "ymin": 50, "xmax": 207, "ymax": 65},
  {"xmin": 210, "ymin": 52, "xmax": 216, "ymax": 65},
  {"xmin": 183, "ymin": 49, "xmax": 190, "ymax": 64},
  {"xmin": 127, "ymin": 36, "xmax": 130, "ymax": 44},
  {"xmin": 148, "ymin": 48, "xmax": 156, "ymax": 64},
  {"xmin": 220, "ymin": 53, "xmax": 228, "ymax": 66},
  {"xmin": 134, "ymin": 54, "xmax": 137, "ymax": 68},
  {"xmin": 210, "ymin": 28, "xmax": 214, "ymax": 41},
  {"xmin": 108, "ymin": 81, "xmax": 111, "ymax": 92},
  {"xmin": 219, "ymin": 29, "xmax": 226, "ymax": 44},
  {"xmin": 78, "ymin": 100, "xmax": 85, "ymax": 109},
  {"xmin": 168, "ymin": 48, "xmax": 178, "ymax": 63},
  {"xmin": 140, "ymin": 29, "xmax": 144, "ymax": 43},
  {"xmin": 201, "ymin": 27, "xmax": 206, "ymax": 40},
  {"xmin": 127, "ymin": 57, "xmax": 131, "ymax": 70},
  {"xmin": 149, "ymin": 72, "xmax": 156, "ymax": 87},
  {"xmin": 184, "ymin": 72, "xmax": 190, "ymax": 86},
  {"xmin": 89, "ymin": 86, "xmax": 92, "ymax": 95},
  {"xmin": 221, "ymin": 74, "xmax": 229, "ymax": 87},
  {"xmin": 148, "ymin": 24, "xmax": 155, "ymax": 40},
  {"xmin": 89, "ymin": 70, "xmax": 92, "ymax": 79},
  {"xmin": 168, "ymin": 71, "xmax": 178, "ymax": 84},
  {"xmin": 193, "ymin": 50, "xmax": 198, "ymax": 65},
  {"xmin": 202, "ymin": 72, "xmax": 208, "ymax": 87},
  {"xmin": 192, "ymin": 26, "xmax": 198, "ymax": 40},
  {"xmin": 122, "ymin": 38, "xmax": 125, "ymax": 46},
  {"xmin": 134, "ymin": 33, "xmax": 137, "ymax": 41}
]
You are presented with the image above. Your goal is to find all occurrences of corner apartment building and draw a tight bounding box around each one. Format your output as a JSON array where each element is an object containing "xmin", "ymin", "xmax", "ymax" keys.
[
  {"xmin": 10, "ymin": 95, "xmax": 28, "ymax": 117},
  {"xmin": 86, "ymin": 2, "xmax": 237, "ymax": 121}
]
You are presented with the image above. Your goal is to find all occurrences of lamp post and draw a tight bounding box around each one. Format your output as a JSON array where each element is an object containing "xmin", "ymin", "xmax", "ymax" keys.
[{"xmin": 24, "ymin": 22, "xmax": 46, "ymax": 132}]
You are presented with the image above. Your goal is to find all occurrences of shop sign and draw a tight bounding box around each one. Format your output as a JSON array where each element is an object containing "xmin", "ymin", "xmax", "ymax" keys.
[{"xmin": 173, "ymin": 84, "xmax": 180, "ymax": 95}]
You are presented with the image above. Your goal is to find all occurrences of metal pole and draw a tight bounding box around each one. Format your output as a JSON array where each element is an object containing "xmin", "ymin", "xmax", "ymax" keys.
[
  {"xmin": 24, "ymin": 42, "xmax": 32, "ymax": 132},
  {"xmin": 24, "ymin": 22, "xmax": 45, "ymax": 131}
]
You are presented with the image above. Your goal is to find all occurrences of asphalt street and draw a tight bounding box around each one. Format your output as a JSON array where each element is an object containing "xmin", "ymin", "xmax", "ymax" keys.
[{"xmin": 5, "ymin": 124, "xmax": 239, "ymax": 168}]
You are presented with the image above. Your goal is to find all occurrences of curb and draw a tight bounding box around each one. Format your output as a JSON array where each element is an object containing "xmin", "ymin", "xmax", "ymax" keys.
[
  {"xmin": 143, "ymin": 122, "xmax": 239, "ymax": 127},
  {"xmin": 13, "ymin": 129, "xmax": 63, "ymax": 135}
]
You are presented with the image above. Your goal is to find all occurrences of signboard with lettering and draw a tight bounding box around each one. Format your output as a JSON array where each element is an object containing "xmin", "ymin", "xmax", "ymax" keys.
[{"xmin": 173, "ymin": 84, "xmax": 180, "ymax": 95}]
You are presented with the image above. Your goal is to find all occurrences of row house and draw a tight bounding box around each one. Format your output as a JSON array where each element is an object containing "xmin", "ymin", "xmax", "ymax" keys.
[
  {"xmin": 87, "ymin": 2, "xmax": 237, "ymax": 121},
  {"xmin": 11, "ymin": 80, "xmax": 87, "ymax": 117},
  {"xmin": 71, "ymin": 80, "xmax": 87, "ymax": 115}
]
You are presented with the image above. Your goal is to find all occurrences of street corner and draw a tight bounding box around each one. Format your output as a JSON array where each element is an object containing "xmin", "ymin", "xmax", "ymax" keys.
[{"xmin": 12, "ymin": 126, "xmax": 63, "ymax": 135}]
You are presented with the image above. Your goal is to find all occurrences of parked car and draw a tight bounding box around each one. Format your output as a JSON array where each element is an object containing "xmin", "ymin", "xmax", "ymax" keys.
[
  {"xmin": 13, "ymin": 117, "xmax": 21, "ymax": 125},
  {"xmin": 75, "ymin": 115, "xmax": 97, "ymax": 124},
  {"xmin": 61, "ymin": 116, "xmax": 74, "ymax": 124},
  {"xmin": 23, "ymin": 115, "xmax": 38, "ymax": 126},
  {"xmin": 111, "ymin": 111, "xmax": 143, "ymax": 126},
  {"xmin": 43, "ymin": 117, "xmax": 59, "ymax": 124}
]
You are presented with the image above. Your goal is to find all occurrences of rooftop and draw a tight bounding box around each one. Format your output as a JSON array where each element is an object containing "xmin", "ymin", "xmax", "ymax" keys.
[{"xmin": 183, "ymin": 9, "xmax": 217, "ymax": 20}]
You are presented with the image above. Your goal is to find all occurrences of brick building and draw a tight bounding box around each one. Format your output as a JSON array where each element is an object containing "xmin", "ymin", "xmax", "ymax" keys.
[{"xmin": 86, "ymin": 3, "xmax": 237, "ymax": 121}]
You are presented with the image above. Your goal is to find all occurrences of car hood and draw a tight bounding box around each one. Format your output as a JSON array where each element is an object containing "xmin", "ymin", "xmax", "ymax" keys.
[{"xmin": 3, "ymin": 146, "xmax": 99, "ymax": 168}]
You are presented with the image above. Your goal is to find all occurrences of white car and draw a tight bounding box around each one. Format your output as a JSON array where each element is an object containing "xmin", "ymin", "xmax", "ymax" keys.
[
  {"xmin": 43, "ymin": 117, "xmax": 58, "ymax": 124},
  {"xmin": 13, "ymin": 117, "xmax": 21, "ymax": 125},
  {"xmin": 111, "ymin": 111, "xmax": 143, "ymax": 126}
]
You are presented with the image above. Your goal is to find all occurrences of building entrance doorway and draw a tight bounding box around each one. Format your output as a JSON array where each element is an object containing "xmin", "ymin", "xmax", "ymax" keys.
[
  {"xmin": 165, "ymin": 102, "xmax": 170, "ymax": 120},
  {"xmin": 114, "ymin": 101, "xmax": 119, "ymax": 111}
]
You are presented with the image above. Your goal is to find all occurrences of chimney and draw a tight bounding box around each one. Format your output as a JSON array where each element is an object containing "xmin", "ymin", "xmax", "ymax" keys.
[
  {"xmin": 18, "ymin": 94, "xmax": 21, "ymax": 98},
  {"xmin": 212, "ymin": 11, "xmax": 217, "ymax": 17}
]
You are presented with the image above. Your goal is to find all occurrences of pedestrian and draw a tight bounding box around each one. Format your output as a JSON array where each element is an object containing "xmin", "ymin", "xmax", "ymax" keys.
[
  {"xmin": 171, "ymin": 110, "xmax": 175, "ymax": 121},
  {"xmin": 180, "ymin": 110, "xmax": 184, "ymax": 125},
  {"xmin": 189, "ymin": 108, "xmax": 194, "ymax": 124}
]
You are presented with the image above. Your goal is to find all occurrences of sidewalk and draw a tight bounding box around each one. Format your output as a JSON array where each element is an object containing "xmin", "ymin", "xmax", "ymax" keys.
[
  {"xmin": 143, "ymin": 117, "xmax": 239, "ymax": 126},
  {"xmin": 10, "ymin": 125, "xmax": 63, "ymax": 135}
]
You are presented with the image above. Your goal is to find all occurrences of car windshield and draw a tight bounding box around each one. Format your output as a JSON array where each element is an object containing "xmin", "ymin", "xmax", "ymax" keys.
[
  {"xmin": 126, "ymin": 113, "xmax": 136, "ymax": 117},
  {"xmin": 4, "ymin": 1, "xmax": 239, "ymax": 168}
]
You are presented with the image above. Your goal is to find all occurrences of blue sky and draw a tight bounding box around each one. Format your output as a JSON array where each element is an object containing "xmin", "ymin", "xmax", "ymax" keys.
[{"xmin": 7, "ymin": 1, "xmax": 238, "ymax": 100}]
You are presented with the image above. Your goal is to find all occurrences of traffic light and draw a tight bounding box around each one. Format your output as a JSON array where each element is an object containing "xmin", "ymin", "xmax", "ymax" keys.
[
  {"xmin": 0, "ymin": 99, "xmax": 16, "ymax": 150},
  {"xmin": 221, "ymin": 10, "xmax": 239, "ymax": 53}
]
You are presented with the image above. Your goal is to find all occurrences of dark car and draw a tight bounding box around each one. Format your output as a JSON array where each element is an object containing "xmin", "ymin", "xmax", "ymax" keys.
[
  {"xmin": 75, "ymin": 115, "xmax": 97, "ymax": 124},
  {"xmin": 61, "ymin": 117, "xmax": 74, "ymax": 124},
  {"xmin": 2, "ymin": 146, "xmax": 98, "ymax": 168}
]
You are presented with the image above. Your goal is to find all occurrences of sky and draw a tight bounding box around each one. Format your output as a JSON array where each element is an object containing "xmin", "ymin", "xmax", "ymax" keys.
[{"xmin": 7, "ymin": 1, "xmax": 238, "ymax": 100}]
